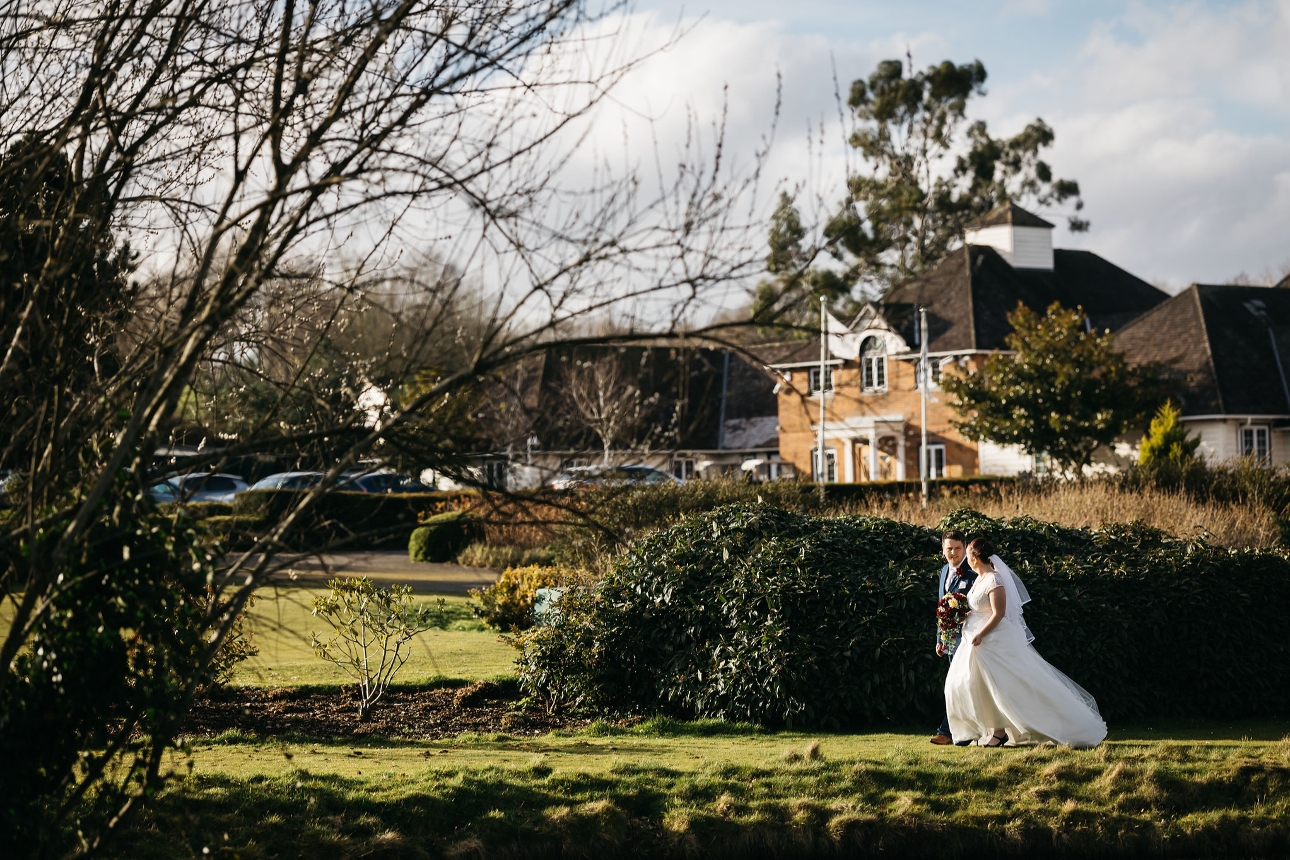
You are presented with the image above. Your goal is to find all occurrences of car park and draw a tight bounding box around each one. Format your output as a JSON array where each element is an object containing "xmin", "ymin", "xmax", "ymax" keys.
[{"xmin": 547, "ymin": 464, "xmax": 680, "ymax": 490}]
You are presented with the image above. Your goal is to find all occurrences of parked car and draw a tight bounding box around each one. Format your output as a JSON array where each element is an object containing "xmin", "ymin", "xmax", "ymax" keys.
[
  {"xmin": 247, "ymin": 471, "xmax": 327, "ymax": 491},
  {"xmin": 340, "ymin": 471, "xmax": 430, "ymax": 494},
  {"xmin": 548, "ymin": 465, "xmax": 680, "ymax": 490},
  {"xmin": 157, "ymin": 472, "xmax": 249, "ymax": 504}
]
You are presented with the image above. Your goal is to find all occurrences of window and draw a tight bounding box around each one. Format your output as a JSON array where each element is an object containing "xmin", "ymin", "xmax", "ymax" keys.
[
  {"xmin": 671, "ymin": 458, "xmax": 696, "ymax": 481},
  {"xmin": 483, "ymin": 459, "xmax": 508, "ymax": 490},
  {"xmin": 810, "ymin": 447, "xmax": 837, "ymax": 483},
  {"xmin": 925, "ymin": 444, "xmax": 946, "ymax": 479},
  {"xmin": 808, "ymin": 366, "xmax": 834, "ymax": 394},
  {"xmin": 861, "ymin": 336, "xmax": 887, "ymax": 391},
  {"xmin": 1240, "ymin": 426, "xmax": 1270, "ymax": 463},
  {"xmin": 915, "ymin": 358, "xmax": 944, "ymax": 389}
]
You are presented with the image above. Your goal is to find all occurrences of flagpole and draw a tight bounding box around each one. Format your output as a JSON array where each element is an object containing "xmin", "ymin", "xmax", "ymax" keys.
[
  {"xmin": 818, "ymin": 297, "xmax": 828, "ymax": 494},
  {"xmin": 919, "ymin": 305, "xmax": 929, "ymax": 508}
]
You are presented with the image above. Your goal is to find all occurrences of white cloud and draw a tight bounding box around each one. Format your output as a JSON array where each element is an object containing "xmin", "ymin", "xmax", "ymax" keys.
[{"xmin": 555, "ymin": 2, "xmax": 1290, "ymax": 297}]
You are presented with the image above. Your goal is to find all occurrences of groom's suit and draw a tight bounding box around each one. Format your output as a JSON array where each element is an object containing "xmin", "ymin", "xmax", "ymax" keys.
[{"xmin": 935, "ymin": 559, "xmax": 977, "ymax": 740}]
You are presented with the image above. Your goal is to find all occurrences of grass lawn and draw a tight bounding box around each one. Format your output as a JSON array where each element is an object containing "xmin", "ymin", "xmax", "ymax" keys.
[
  {"xmin": 113, "ymin": 719, "xmax": 1290, "ymax": 858},
  {"xmin": 236, "ymin": 586, "xmax": 519, "ymax": 686}
]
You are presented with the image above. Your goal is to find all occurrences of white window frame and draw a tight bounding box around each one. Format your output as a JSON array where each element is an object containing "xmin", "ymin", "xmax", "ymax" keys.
[
  {"xmin": 1240, "ymin": 425, "xmax": 1270, "ymax": 463},
  {"xmin": 810, "ymin": 447, "xmax": 837, "ymax": 483},
  {"xmin": 862, "ymin": 355, "xmax": 887, "ymax": 392},
  {"xmin": 671, "ymin": 457, "xmax": 696, "ymax": 481},
  {"xmin": 915, "ymin": 357, "xmax": 944, "ymax": 389},
  {"xmin": 925, "ymin": 444, "xmax": 946, "ymax": 479},
  {"xmin": 808, "ymin": 366, "xmax": 834, "ymax": 395}
]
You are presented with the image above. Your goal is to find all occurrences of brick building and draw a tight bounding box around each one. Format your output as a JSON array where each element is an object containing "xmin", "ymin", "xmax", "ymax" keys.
[{"xmin": 769, "ymin": 202, "xmax": 1170, "ymax": 481}]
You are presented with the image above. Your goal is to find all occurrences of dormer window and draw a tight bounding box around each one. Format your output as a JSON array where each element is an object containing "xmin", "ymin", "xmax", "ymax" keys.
[
  {"xmin": 809, "ymin": 366, "xmax": 833, "ymax": 394},
  {"xmin": 861, "ymin": 337, "xmax": 887, "ymax": 392}
]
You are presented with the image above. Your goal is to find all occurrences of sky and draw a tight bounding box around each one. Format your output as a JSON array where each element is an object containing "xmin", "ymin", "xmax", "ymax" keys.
[{"xmin": 587, "ymin": 0, "xmax": 1290, "ymax": 293}]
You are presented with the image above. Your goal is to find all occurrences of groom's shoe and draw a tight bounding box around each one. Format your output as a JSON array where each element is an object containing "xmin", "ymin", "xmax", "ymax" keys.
[{"xmin": 930, "ymin": 734, "xmax": 953, "ymax": 745}]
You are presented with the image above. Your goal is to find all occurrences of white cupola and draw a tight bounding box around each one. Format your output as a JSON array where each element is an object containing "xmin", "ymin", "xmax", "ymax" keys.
[{"xmin": 963, "ymin": 201, "xmax": 1054, "ymax": 270}]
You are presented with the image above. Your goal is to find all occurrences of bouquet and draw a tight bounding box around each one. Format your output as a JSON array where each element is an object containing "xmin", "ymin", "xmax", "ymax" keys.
[{"xmin": 936, "ymin": 591, "xmax": 971, "ymax": 652}]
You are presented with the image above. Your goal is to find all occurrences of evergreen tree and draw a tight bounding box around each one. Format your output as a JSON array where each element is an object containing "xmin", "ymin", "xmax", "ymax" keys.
[
  {"xmin": 1138, "ymin": 400, "xmax": 1200, "ymax": 465},
  {"xmin": 755, "ymin": 58, "xmax": 1086, "ymax": 329}
]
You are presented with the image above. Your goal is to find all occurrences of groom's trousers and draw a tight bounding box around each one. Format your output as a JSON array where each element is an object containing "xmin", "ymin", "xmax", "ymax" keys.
[{"xmin": 935, "ymin": 638, "xmax": 960, "ymax": 739}]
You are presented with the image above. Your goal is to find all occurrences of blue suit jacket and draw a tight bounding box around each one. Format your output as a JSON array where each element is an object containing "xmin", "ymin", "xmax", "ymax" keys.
[{"xmin": 936, "ymin": 561, "xmax": 977, "ymax": 656}]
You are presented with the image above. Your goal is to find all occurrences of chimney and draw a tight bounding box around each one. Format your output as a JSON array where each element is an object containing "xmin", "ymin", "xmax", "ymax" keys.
[{"xmin": 963, "ymin": 201, "xmax": 1054, "ymax": 270}]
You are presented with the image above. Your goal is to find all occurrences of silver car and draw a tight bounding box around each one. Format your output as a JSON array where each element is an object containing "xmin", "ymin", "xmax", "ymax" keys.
[
  {"xmin": 159, "ymin": 472, "xmax": 249, "ymax": 504},
  {"xmin": 247, "ymin": 471, "xmax": 327, "ymax": 491}
]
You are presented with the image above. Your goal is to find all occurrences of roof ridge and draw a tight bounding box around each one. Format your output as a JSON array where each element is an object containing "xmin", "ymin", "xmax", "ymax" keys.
[
  {"xmin": 1191, "ymin": 284, "xmax": 1224, "ymax": 415},
  {"xmin": 965, "ymin": 246, "xmax": 978, "ymax": 350}
]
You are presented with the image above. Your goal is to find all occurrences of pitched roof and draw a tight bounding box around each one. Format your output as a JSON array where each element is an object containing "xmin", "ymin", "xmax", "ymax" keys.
[
  {"xmin": 1115, "ymin": 284, "xmax": 1290, "ymax": 416},
  {"xmin": 880, "ymin": 245, "xmax": 1167, "ymax": 352},
  {"xmin": 964, "ymin": 201, "xmax": 1054, "ymax": 231}
]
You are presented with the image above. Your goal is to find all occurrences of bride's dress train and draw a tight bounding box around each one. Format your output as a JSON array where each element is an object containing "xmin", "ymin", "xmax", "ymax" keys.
[{"xmin": 945, "ymin": 559, "xmax": 1106, "ymax": 748}]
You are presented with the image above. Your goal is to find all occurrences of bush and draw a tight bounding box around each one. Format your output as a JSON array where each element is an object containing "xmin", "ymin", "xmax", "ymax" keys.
[
  {"xmin": 409, "ymin": 510, "xmax": 482, "ymax": 563},
  {"xmin": 456, "ymin": 542, "xmax": 554, "ymax": 570},
  {"xmin": 310, "ymin": 577, "xmax": 446, "ymax": 720},
  {"xmin": 519, "ymin": 504, "xmax": 1290, "ymax": 728},
  {"xmin": 468, "ymin": 564, "xmax": 575, "ymax": 631}
]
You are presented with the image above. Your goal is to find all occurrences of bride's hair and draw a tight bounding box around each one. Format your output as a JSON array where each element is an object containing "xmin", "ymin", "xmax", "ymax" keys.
[{"xmin": 967, "ymin": 538, "xmax": 997, "ymax": 565}]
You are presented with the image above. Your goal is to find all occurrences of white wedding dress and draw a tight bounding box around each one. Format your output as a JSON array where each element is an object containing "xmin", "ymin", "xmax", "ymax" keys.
[{"xmin": 944, "ymin": 556, "xmax": 1107, "ymax": 748}]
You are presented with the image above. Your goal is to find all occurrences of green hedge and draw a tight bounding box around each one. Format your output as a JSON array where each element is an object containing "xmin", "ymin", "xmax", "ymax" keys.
[
  {"xmin": 409, "ymin": 511, "xmax": 482, "ymax": 563},
  {"xmin": 226, "ymin": 490, "xmax": 469, "ymax": 551},
  {"xmin": 519, "ymin": 504, "xmax": 1290, "ymax": 728}
]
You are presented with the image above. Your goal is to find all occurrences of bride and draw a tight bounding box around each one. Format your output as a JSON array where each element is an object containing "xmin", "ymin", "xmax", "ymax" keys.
[{"xmin": 945, "ymin": 537, "xmax": 1107, "ymax": 748}]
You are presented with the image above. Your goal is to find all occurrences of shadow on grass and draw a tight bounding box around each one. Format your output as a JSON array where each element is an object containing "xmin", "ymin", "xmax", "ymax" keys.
[{"xmin": 112, "ymin": 739, "xmax": 1290, "ymax": 860}]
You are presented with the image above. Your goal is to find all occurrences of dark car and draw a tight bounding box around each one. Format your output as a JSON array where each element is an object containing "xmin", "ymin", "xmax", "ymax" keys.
[{"xmin": 341, "ymin": 471, "xmax": 429, "ymax": 494}]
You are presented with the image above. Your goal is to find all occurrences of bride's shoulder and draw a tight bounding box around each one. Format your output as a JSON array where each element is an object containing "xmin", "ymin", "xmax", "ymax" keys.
[{"xmin": 976, "ymin": 571, "xmax": 1002, "ymax": 590}]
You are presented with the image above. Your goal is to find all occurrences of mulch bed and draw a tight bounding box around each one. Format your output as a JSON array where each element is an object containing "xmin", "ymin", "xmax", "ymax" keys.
[{"xmin": 184, "ymin": 682, "xmax": 597, "ymax": 740}]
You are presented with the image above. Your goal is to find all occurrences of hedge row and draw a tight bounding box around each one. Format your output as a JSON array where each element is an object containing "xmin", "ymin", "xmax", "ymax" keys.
[
  {"xmin": 205, "ymin": 490, "xmax": 473, "ymax": 551},
  {"xmin": 519, "ymin": 504, "xmax": 1290, "ymax": 728}
]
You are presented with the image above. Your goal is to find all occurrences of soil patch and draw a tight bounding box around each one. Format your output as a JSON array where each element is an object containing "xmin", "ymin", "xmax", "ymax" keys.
[{"xmin": 185, "ymin": 681, "xmax": 595, "ymax": 739}]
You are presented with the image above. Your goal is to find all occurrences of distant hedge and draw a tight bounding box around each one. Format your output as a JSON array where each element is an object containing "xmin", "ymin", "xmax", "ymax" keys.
[
  {"xmin": 519, "ymin": 504, "xmax": 1290, "ymax": 728},
  {"xmin": 408, "ymin": 511, "xmax": 481, "ymax": 563},
  {"xmin": 225, "ymin": 490, "xmax": 470, "ymax": 550}
]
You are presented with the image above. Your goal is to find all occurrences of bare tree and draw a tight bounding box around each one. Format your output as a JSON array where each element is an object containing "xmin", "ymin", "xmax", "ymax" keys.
[
  {"xmin": 0, "ymin": 0, "xmax": 767, "ymax": 852},
  {"xmin": 558, "ymin": 350, "xmax": 663, "ymax": 465}
]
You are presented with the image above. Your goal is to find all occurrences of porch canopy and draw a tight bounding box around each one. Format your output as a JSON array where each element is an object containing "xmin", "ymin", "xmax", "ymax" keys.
[{"xmin": 816, "ymin": 414, "xmax": 909, "ymax": 482}]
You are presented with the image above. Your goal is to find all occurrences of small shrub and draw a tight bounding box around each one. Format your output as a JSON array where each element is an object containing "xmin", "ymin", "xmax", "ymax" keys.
[
  {"xmin": 456, "ymin": 542, "xmax": 554, "ymax": 570},
  {"xmin": 1139, "ymin": 400, "xmax": 1200, "ymax": 466},
  {"xmin": 201, "ymin": 591, "xmax": 258, "ymax": 690},
  {"xmin": 470, "ymin": 564, "xmax": 577, "ymax": 631},
  {"xmin": 409, "ymin": 510, "xmax": 481, "ymax": 563},
  {"xmin": 310, "ymin": 577, "xmax": 446, "ymax": 720}
]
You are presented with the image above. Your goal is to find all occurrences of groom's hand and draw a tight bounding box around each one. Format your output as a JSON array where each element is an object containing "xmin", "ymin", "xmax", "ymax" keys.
[{"xmin": 935, "ymin": 643, "xmax": 946, "ymax": 657}]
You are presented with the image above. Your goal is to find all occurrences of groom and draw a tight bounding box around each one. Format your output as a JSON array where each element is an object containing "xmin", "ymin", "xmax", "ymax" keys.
[{"xmin": 930, "ymin": 528, "xmax": 976, "ymax": 746}]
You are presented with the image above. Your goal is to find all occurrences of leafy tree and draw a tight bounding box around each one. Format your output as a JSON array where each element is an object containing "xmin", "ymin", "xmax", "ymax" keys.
[
  {"xmin": 941, "ymin": 303, "xmax": 1164, "ymax": 474},
  {"xmin": 755, "ymin": 58, "xmax": 1086, "ymax": 326},
  {"xmin": 1138, "ymin": 400, "xmax": 1200, "ymax": 466}
]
